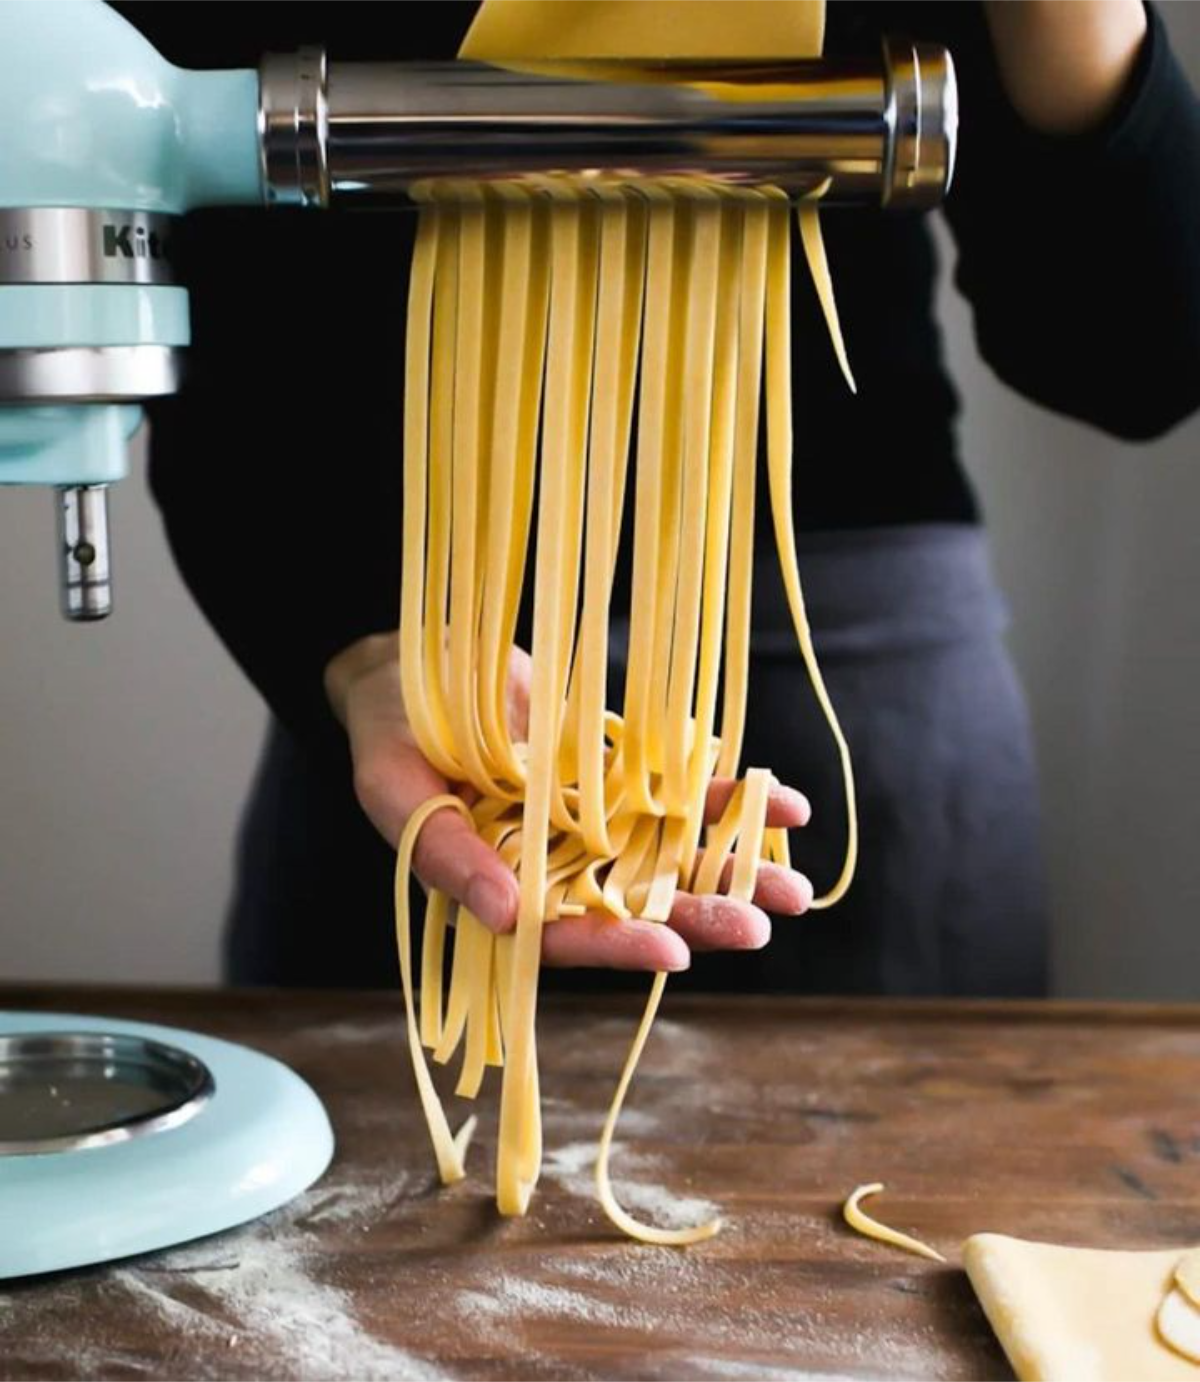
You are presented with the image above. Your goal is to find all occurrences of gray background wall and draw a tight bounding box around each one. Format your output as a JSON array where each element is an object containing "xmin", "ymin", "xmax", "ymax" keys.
[
  {"xmin": 1, "ymin": 3, "xmax": 1197, "ymax": 995},
  {"xmin": 0, "ymin": 431, "xmax": 263, "ymax": 984}
]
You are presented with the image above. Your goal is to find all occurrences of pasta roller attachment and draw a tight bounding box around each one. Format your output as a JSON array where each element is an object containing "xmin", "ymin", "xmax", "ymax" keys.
[{"xmin": 259, "ymin": 38, "xmax": 957, "ymax": 209}]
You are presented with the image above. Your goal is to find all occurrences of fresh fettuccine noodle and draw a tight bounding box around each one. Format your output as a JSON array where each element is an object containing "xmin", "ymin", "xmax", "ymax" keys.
[{"xmin": 392, "ymin": 0, "xmax": 856, "ymax": 1244}]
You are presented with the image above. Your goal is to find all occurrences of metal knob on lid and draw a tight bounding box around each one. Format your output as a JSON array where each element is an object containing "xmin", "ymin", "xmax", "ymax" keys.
[{"xmin": 258, "ymin": 39, "xmax": 959, "ymax": 210}]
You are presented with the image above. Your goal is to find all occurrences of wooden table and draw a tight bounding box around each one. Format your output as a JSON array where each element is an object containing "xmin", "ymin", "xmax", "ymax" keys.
[{"xmin": 3, "ymin": 985, "xmax": 1200, "ymax": 1381}]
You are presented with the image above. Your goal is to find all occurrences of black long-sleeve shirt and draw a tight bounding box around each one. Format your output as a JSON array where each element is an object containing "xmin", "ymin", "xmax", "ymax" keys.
[{"xmin": 114, "ymin": 2, "xmax": 1200, "ymax": 759}]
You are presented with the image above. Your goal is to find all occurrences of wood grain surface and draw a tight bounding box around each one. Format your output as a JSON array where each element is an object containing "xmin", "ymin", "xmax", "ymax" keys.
[{"xmin": 3, "ymin": 984, "xmax": 1200, "ymax": 1381}]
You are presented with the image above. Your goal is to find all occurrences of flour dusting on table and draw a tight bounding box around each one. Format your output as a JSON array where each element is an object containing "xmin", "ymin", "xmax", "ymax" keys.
[
  {"xmin": 119, "ymin": 1233, "xmax": 444, "ymax": 1381},
  {"xmin": 682, "ymin": 1362, "xmax": 866, "ymax": 1381},
  {"xmin": 0, "ymin": 1160, "xmax": 445, "ymax": 1381},
  {"xmin": 543, "ymin": 1138, "xmax": 719, "ymax": 1229}
]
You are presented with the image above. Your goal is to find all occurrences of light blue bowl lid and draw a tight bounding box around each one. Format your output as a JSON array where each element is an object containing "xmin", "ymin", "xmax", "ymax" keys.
[{"xmin": 0, "ymin": 1011, "xmax": 335, "ymax": 1280}]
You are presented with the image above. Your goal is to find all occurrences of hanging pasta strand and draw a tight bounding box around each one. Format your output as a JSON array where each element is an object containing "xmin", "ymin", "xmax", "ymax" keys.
[{"xmin": 765, "ymin": 195, "xmax": 858, "ymax": 908}]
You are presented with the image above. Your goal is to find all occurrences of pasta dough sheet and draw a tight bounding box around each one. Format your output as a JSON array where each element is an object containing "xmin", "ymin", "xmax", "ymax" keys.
[
  {"xmin": 460, "ymin": 0, "xmax": 824, "ymax": 62},
  {"xmin": 963, "ymin": 1233, "xmax": 1200, "ymax": 1381}
]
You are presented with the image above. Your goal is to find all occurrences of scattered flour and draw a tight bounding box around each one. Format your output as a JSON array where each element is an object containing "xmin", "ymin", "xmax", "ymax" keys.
[
  {"xmin": 682, "ymin": 1362, "xmax": 873, "ymax": 1381},
  {"xmin": 541, "ymin": 1095, "xmax": 659, "ymax": 1139},
  {"xmin": 2, "ymin": 1220, "xmax": 443, "ymax": 1382},
  {"xmin": 553, "ymin": 1246, "xmax": 706, "ymax": 1295},
  {"xmin": 114, "ymin": 1233, "xmax": 445, "ymax": 1381},
  {"xmin": 640, "ymin": 1015, "xmax": 725, "ymax": 1070},
  {"xmin": 543, "ymin": 1138, "xmax": 599, "ymax": 1180},
  {"xmin": 310, "ymin": 1017, "xmax": 404, "ymax": 1046},
  {"xmin": 605, "ymin": 1177, "xmax": 719, "ymax": 1230},
  {"xmin": 112, "ymin": 1269, "xmax": 227, "ymax": 1333},
  {"xmin": 454, "ymin": 1275, "xmax": 631, "ymax": 1329},
  {"xmin": 292, "ymin": 1169, "xmax": 420, "ymax": 1227},
  {"xmin": 543, "ymin": 1138, "xmax": 719, "ymax": 1230}
]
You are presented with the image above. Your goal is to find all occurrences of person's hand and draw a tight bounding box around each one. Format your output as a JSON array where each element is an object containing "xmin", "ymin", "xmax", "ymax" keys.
[{"xmin": 325, "ymin": 633, "xmax": 814, "ymax": 972}]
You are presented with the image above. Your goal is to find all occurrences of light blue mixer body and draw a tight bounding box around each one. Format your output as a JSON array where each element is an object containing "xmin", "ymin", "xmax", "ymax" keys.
[
  {"xmin": 0, "ymin": 0, "xmax": 260, "ymax": 494},
  {"xmin": 0, "ymin": 4, "xmax": 337, "ymax": 1280}
]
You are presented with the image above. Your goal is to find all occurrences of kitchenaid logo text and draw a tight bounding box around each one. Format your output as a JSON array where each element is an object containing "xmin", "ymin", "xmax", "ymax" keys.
[{"xmin": 102, "ymin": 223, "xmax": 168, "ymax": 260}]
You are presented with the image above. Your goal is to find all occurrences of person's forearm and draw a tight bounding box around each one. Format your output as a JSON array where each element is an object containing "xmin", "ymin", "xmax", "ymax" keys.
[{"xmin": 983, "ymin": 0, "xmax": 1148, "ymax": 134}]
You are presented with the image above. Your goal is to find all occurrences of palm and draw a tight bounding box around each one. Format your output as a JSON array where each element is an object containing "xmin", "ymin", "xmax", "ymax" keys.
[{"xmin": 340, "ymin": 642, "xmax": 813, "ymax": 971}]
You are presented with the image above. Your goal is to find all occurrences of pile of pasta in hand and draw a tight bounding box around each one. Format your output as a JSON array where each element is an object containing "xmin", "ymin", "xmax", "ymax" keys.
[{"xmin": 392, "ymin": 175, "xmax": 857, "ymax": 1246}]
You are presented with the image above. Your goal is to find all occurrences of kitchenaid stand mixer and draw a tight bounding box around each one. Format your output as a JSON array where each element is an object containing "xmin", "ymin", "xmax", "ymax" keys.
[{"xmin": 0, "ymin": 0, "xmax": 957, "ymax": 1277}]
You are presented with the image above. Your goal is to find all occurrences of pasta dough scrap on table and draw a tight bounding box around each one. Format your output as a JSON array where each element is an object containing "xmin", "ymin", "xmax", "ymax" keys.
[
  {"xmin": 841, "ymin": 1186, "xmax": 1200, "ymax": 1378},
  {"xmin": 842, "ymin": 1182, "xmax": 946, "ymax": 1264},
  {"xmin": 964, "ymin": 1235, "xmax": 1200, "ymax": 1381}
]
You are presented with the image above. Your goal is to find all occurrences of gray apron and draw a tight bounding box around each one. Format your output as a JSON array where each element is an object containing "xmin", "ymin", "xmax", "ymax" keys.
[{"xmin": 729, "ymin": 523, "xmax": 1048, "ymax": 996}]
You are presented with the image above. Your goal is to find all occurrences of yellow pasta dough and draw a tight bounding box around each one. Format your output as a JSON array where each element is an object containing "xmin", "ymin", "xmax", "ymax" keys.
[
  {"xmin": 459, "ymin": 0, "xmax": 825, "ymax": 63},
  {"xmin": 1177, "ymin": 1248, "xmax": 1200, "ymax": 1310},
  {"xmin": 964, "ymin": 1234, "xmax": 1200, "ymax": 1382},
  {"xmin": 843, "ymin": 1192, "xmax": 1200, "ymax": 1372},
  {"xmin": 392, "ymin": 0, "xmax": 857, "ymax": 1242},
  {"xmin": 842, "ymin": 1183, "xmax": 946, "ymax": 1264},
  {"xmin": 1159, "ymin": 1287, "xmax": 1200, "ymax": 1365}
]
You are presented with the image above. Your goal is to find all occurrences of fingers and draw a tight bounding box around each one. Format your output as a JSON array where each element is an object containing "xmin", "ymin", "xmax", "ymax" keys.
[
  {"xmin": 703, "ymin": 776, "xmax": 811, "ymax": 828},
  {"xmin": 752, "ymin": 861, "xmax": 814, "ymax": 914},
  {"xmin": 351, "ymin": 735, "xmax": 450, "ymax": 848},
  {"xmin": 344, "ymin": 673, "xmax": 520, "ymax": 933},
  {"xmin": 506, "ymin": 646, "xmax": 532, "ymax": 741},
  {"xmin": 538, "ymin": 889, "xmax": 787, "ymax": 970},
  {"xmin": 665, "ymin": 893, "xmax": 772, "ymax": 952},
  {"xmin": 688, "ymin": 850, "xmax": 814, "ymax": 914},
  {"xmin": 540, "ymin": 914, "xmax": 691, "ymax": 971},
  {"xmin": 411, "ymin": 811, "xmax": 519, "ymax": 934},
  {"xmin": 356, "ymin": 753, "xmax": 519, "ymax": 932}
]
